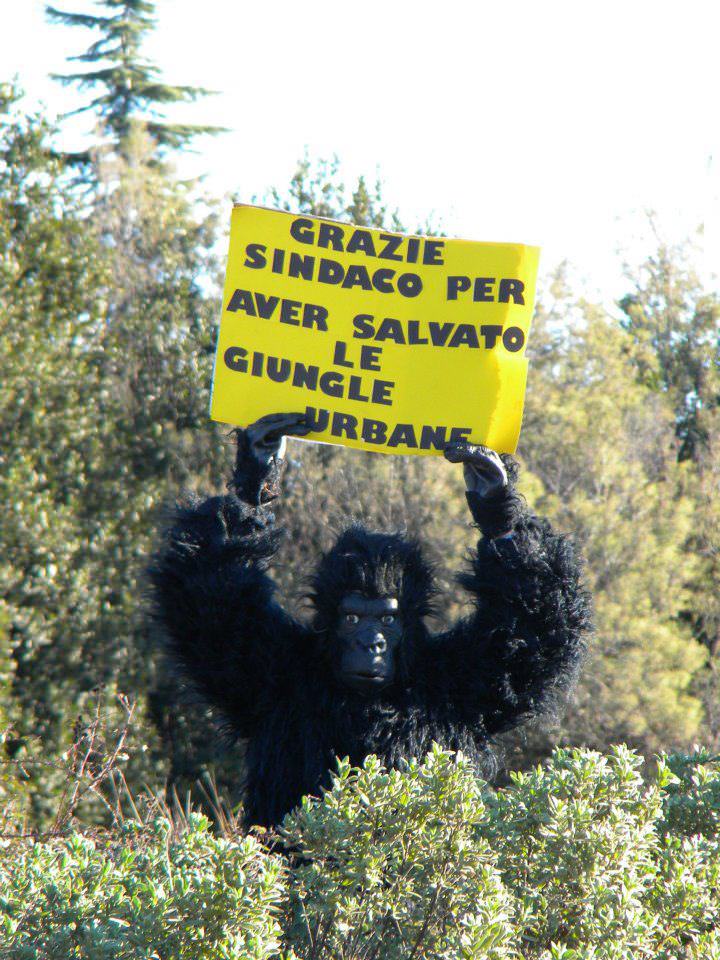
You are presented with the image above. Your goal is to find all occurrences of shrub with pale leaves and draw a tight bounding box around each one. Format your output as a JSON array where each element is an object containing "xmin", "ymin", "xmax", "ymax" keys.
[{"xmin": 1, "ymin": 745, "xmax": 719, "ymax": 959}]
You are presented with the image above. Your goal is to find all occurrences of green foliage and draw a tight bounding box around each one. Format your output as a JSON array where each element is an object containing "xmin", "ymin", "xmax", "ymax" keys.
[
  {"xmin": 512, "ymin": 281, "xmax": 706, "ymax": 759},
  {"xmin": 46, "ymin": 0, "xmax": 224, "ymax": 155},
  {"xmin": 2, "ymin": 747, "xmax": 720, "ymax": 958},
  {"xmin": 267, "ymin": 152, "xmax": 404, "ymax": 230},
  {"xmin": 0, "ymin": 815, "xmax": 286, "ymax": 959},
  {"xmin": 0, "ymin": 88, "xmax": 232, "ymax": 823},
  {"xmin": 485, "ymin": 746, "xmax": 665, "ymax": 949},
  {"xmin": 618, "ymin": 235, "xmax": 719, "ymax": 463},
  {"xmin": 283, "ymin": 748, "xmax": 514, "ymax": 959},
  {"xmin": 618, "ymin": 239, "xmax": 720, "ymax": 745},
  {"xmin": 0, "ymin": 86, "xmax": 112, "ymax": 757},
  {"xmin": 658, "ymin": 746, "xmax": 720, "ymax": 838}
]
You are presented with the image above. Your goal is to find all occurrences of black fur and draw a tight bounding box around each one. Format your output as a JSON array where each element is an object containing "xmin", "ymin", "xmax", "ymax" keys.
[{"xmin": 149, "ymin": 443, "xmax": 592, "ymax": 827}]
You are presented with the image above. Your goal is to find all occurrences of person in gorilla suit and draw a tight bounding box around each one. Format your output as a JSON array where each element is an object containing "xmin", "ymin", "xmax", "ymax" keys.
[{"xmin": 150, "ymin": 413, "xmax": 591, "ymax": 827}]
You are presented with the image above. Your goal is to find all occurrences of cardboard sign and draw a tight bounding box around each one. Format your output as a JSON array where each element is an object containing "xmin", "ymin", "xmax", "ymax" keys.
[{"xmin": 210, "ymin": 205, "xmax": 540, "ymax": 455}]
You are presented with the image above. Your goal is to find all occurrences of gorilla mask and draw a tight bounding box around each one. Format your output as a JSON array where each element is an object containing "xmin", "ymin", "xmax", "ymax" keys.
[{"xmin": 310, "ymin": 526, "xmax": 437, "ymax": 693}]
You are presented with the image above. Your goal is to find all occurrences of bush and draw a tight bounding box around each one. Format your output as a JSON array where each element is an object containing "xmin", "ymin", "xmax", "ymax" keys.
[
  {"xmin": 0, "ymin": 815, "xmax": 287, "ymax": 960},
  {"xmin": 283, "ymin": 749, "xmax": 514, "ymax": 959},
  {"xmin": 1, "ymin": 746, "xmax": 719, "ymax": 959}
]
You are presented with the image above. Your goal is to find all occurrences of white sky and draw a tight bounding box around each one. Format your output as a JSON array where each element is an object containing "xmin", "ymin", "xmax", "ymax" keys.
[{"xmin": 3, "ymin": 0, "xmax": 720, "ymax": 301}]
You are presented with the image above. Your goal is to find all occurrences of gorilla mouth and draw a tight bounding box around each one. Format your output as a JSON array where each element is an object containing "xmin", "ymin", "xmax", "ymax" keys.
[{"xmin": 346, "ymin": 670, "xmax": 389, "ymax": 686}]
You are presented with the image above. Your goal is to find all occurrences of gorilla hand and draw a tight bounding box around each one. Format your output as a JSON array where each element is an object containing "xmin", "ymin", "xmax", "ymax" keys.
[
  {"xmin": 232, "ymin": 413, "xmax": 312, "ymax": 505},
  {"xmin": 444, "ymin": 441, "xmax": 508, "ymax": 499},
  {"xmin": 246, "ymin": 412, "xmax": 312, "ymax": 464},
  {"xmin": 444, "ymin": 441, "xmax": 520, "ymax": 539}
]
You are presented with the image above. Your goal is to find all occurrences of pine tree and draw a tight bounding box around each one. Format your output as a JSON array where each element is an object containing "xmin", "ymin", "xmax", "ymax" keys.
[{"xmin": 46, "ymin": 0, "xmax": 224, "ymax": 156}]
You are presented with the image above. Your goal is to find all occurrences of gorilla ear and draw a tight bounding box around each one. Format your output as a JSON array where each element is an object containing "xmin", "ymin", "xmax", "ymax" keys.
[{"xmin": 392, "ymin": 541, "xmax": 438, "ymax": 621}]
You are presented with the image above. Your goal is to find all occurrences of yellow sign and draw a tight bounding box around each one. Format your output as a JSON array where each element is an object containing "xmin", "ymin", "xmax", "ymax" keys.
[{"xmin": 210, "ymin": 205, "xmax": 540, "ymax": 455}]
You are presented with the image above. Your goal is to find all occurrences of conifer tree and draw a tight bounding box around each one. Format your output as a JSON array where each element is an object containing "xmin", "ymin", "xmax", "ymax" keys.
[{"xmin": 46, "ymin": 0, "xmax": 223, "ymax": 156}]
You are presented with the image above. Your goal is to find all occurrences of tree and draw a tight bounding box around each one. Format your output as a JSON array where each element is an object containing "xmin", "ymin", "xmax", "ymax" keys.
[
  {"xmin": 619, "ymin": 236, "xmax": 720, "ymax": 746},
  {"xmin": 0, "ymin": 86, "xmax": 229, "ymax": 823},
  {"xmin": 0, "ymin": 83, "xmax": 111, "ymax": 818},
  {"xmin": 502, "ymin": 277, "xmax": 706, "ymax": 764},
  {"xmin": 86, "ymin": 127, "xmax": 236, "ymax": 807},
  {"xmin": 619, "ymin": 233, "xmax": 719, "ymax": 464},
  {"xmin": 46, "ymin": 0, "xmax": 224, "ymax": 158},
  {"xmin": 267, "ymin": 152, "xmax": 403, "ymax": 229}
]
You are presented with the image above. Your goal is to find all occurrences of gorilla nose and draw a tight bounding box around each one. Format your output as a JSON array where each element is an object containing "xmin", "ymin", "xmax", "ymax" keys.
[{"xmin": 363, "ymin": 632, "xmax": 387, "ymax": 654}]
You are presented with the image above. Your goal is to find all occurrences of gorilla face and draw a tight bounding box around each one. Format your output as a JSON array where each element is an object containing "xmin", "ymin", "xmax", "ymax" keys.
[{"xmin": 335, "ymin": 593, "xmax": 402, "ymax": 693}]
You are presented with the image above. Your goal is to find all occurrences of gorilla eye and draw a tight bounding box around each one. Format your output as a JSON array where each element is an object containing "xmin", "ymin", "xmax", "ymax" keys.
[
  {"xmin": 381, "ymin": 614, "xmax": 395, "ymax": 624},
  {"xmin": 344, "ymin": 613, "xmax": 360, "ymax": 624}
]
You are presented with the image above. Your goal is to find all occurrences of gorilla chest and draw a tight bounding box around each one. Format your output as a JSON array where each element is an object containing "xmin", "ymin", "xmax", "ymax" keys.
[
  {"xmin": 259, "ymin": 692, "xmax": 481, "ymax": 776},
  {"xmin": 244, "ymin": 692, "xmax": 489, "ymax": 826}
]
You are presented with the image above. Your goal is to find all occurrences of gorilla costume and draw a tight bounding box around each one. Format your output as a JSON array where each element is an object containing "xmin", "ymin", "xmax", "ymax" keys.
[{"xmin": 150, "ymin": 413, "xmax": 591, "ymax": 827}]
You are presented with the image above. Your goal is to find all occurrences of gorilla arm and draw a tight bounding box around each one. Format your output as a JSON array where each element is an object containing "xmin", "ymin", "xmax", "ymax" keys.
[
  {"xmin": 430, "ymin": 443, "xmax": 592, "ymax": 736},
  {"xmin": 148, "ymin": 414, "xmax": 312, "ymax": 737}
]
